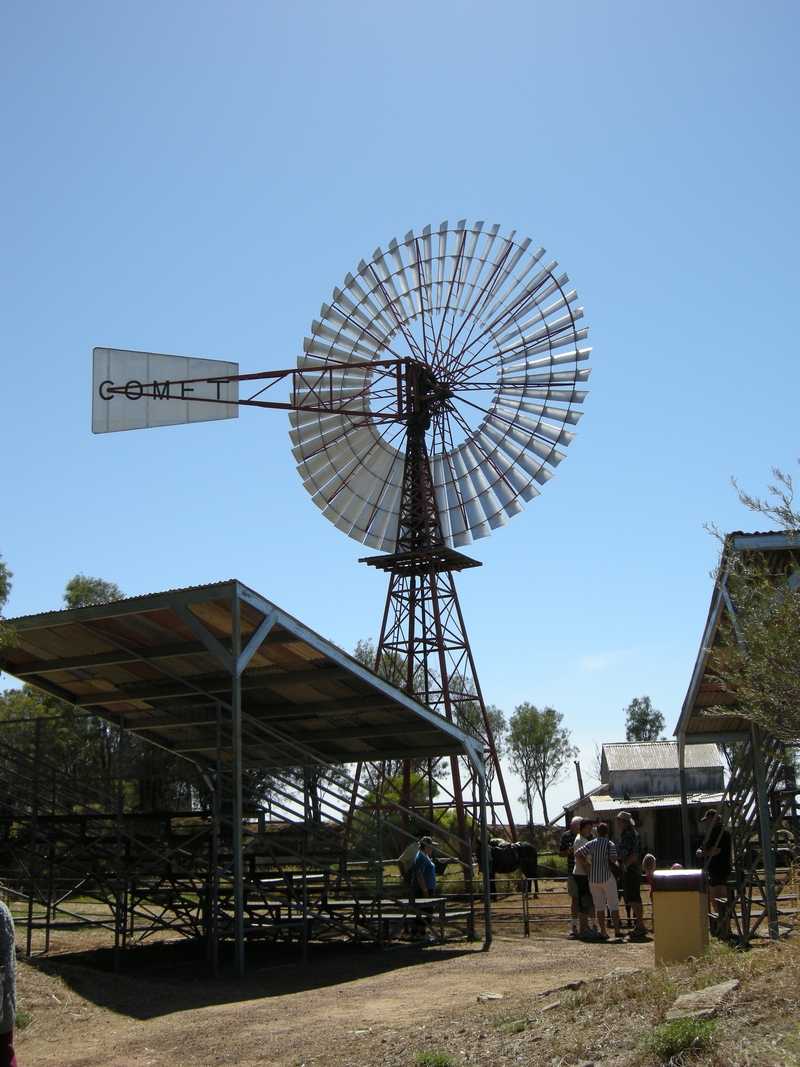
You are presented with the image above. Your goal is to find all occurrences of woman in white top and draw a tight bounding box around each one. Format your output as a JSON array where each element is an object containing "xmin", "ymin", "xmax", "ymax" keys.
[
  {"xmin": 574, "ymin": 822, "xmax": 621, "ymax": 939},
  {"xmin": 572, "ymin": 819, "xmax": 597, "ymax": 939}
]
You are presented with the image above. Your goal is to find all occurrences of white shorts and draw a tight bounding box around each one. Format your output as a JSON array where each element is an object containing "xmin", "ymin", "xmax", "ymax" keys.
[{"xmin": 590, "ymin": 876, "xmax": 619, "ymax": 912}]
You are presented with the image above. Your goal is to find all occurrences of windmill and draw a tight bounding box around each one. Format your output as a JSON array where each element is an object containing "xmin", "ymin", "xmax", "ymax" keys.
[{"xmin": 92, "ymin": 219, "xmax": 591, "ymax": 850}]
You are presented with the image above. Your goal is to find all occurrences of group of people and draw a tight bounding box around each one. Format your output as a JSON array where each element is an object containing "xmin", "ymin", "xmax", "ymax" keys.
[
  {"xmin": 560, "ymin": 807, "xmax": 734, "ymax": 941},
  {"xmin": 353, "ymin": 810, "xmax": 733, "ymax": 948},
  {"xmin": 559, "ymin": 810, "xmax": 650, "ymax": 941}
]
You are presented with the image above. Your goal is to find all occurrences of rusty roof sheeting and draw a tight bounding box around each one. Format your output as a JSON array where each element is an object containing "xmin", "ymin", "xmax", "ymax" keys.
[{"xmin": 0, "ymin": 580, "xmax": 480, "ymax": 770}]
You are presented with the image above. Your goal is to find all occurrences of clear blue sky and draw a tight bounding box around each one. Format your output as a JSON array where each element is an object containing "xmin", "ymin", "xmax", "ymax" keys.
[{"xmin": 1, "ymin": 2, "xmax": 798, "ymax": 823}]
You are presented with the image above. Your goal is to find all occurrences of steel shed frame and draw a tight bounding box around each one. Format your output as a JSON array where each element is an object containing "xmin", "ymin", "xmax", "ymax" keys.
[
  {"xmin": 675, "ymin": 532, "xmax": 799, "ymax": 943},
  {"xmin": 1, "ymin": 581, "xmax": 492, "ymax": 974}
]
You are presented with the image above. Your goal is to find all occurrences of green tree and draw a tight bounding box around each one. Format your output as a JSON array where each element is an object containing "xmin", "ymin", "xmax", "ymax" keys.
[
  {"xmin": 707, "ymin": 462, "xmax": 800, "ymax": 743},
  {"xmin": 508, "ymin": 703, "xmax": 577, "ymax": 827},
  {"xmin": 624, "ymin": 696, "xmax": 665, "ymax": 742},
  {"xmin": 0, "ymin": 554, "xmax": 14, "ymax": 651},
  {"xmin": 63, "ymin": 574, "xmax": 123, "ymax": 608}
]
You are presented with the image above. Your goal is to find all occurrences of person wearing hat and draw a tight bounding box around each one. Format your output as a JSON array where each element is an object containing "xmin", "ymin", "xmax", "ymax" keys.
[
  {"xmin": 615, "ymin": 811, "xmax": 648, "ymax": 940},
  {"xmin": 411, "ymin": 836, "xmax": 437, "ymax": 901},
  {"xmin": 695, "ymin": 809, "xmax": 732, "ymax": 924}
]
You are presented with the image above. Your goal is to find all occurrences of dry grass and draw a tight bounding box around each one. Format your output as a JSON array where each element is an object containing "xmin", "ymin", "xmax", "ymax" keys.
[{"xmin": 488, "ymin": 934, "xmax": 800, "ymax": 1067}]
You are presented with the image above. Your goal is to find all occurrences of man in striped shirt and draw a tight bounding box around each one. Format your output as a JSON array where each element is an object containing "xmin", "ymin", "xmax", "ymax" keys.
[{"xmin": 574, "ymin": 822, "xmax": 622, "ymax": 939}]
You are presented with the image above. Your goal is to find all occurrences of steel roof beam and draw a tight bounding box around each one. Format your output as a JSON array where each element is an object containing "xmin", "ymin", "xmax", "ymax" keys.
[
  {"xmin": 2, "ymin": 631, "xmax": 303, "ymax": 678},
  {"xmin": 290, "ymin": 720, "xmax": 441, "ymax": 744},
  {"xmin": 69, "ymin": 665, "xmax": 356, "ymax": 707}
]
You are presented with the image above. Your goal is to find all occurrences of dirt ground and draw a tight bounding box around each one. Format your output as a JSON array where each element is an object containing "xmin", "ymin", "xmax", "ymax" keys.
[
  {"xmin": 12, "ymin": 918, "xmax": 800, "ymax": 1067},
  {"xmin": 15, "ymin": 930, "xmax": 657, "ymax": 1067}
]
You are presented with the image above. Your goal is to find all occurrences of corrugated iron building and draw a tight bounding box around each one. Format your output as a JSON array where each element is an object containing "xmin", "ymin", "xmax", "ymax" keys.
[{"xmin": 563, "ymin": 741, "xmax": 725, "ymax": 866}]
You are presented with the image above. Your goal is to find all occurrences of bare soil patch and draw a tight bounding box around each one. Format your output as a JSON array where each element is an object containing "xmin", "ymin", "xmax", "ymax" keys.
[
  {"xmin": 13, "ymin": 919, "xmax": 799, "ymax": 1067},
  {"xmin": 16, "ymin": 931, "xmax": 653, "ymax": 1066}
]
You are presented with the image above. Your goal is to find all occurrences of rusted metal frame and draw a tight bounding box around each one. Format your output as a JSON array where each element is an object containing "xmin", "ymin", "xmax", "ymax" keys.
[
  {"xmin": 434, "ymin": 239, "xmax": 515, "ymax": 381},
  {"xmin": 414, "ymin": 239, "xmax": 436, "ymax": 369},
  {"xmin": 426, "ymin": 565, "xmax": 471, "ymax": 872},
  {"xmin": 366, "ymin": 265, "xmax": 426, "ymax": 365},
  {"xmin": 440, "ymin": 568, "xmax": 513, "ymax": 833},
  {"xmin": 455, "ymin": 312, "xmax": 583, "ymax": 388},
  {"xmin": 104, "ymin": 361, "xmax": 409, "ymax": 419},
  {"xmin": 431, "ymin": 249, "xmax": 467, "ymax": 378},
  {"xmin": 451, "ymin": 264, "xmax": 576, "ymax": 384}
]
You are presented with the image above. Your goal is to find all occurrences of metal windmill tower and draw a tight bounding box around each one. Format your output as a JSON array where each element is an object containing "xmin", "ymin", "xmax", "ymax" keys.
[
  {"xmin": 288, "ymin": 221, "xmax": 591, "ymax": 844},
  {"xmin": 92, "ymin": 219, "xmax": 591, "ymax": 848}
]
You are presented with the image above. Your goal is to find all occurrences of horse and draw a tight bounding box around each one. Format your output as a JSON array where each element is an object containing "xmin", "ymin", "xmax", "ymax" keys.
[{"xmin": 476, "ymin": 837, "xmax": 539, "ymax": 900}]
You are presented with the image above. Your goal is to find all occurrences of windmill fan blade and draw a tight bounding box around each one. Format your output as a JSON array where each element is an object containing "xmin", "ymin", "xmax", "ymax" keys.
[{"xmin": 290, "ymin": 221, "xmax": 590, "ymax": 549}]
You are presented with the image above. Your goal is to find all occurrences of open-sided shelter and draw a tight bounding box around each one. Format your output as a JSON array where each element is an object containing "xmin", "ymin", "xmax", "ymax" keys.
[
  {"xmin": 0, "ymin": 580, "xmax": 491, "ymax": 973},
  {"xmin": 675, "ymin": 531, "xmax": 799, "ymax": 942}
]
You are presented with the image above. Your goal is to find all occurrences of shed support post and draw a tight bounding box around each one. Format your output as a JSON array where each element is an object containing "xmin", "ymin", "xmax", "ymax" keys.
[
  {"xmin": 231, "ymin": 592, "xmax": 245, "ymax": 977},
  {"xmin": 678, "ymin": 734, "xmax": 692, "ymax": 869},
  {"xmin": 751, "ymin": 723, "xmax": 779, "ymax": 939},
  {"xmin": 114, "ymin": 714, "xmax": 125, "ymax": 973},
  {"xmin": 211, "ymin": 701, "xmax": 221, "ymax": 978},
  {"xmin": 26, "ymin": 717, "xmax": 42, "ymax": 957},
  {"xmin": 302, "ymin": 756, "xmax": 309, "ymax": 966},
  {"xmin": 479, "ymin": 762, "xmax": 492, "ymax": 949}
]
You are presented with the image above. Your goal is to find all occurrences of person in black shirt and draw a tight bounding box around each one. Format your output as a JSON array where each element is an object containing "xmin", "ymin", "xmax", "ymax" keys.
[
  {"xmin": 559, "ymin": 816, "xmax": 582, "ymax": 936},
  {"xmin": 696, "ymin": 808, "xmax": 732, "ymax": 920}
]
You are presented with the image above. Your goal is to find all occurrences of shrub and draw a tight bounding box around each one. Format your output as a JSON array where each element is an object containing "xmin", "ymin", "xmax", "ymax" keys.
[
  {"xmin": 15, "ymin": 1009, "xmax": 32, "ymax": 1030},
  {"xmin": 415, "ymin": 1051, "xmax": 454, "ymax": 1067},
  {"xmin": 642, "ymin": 1017, "xmax": 716, "ymax": 1061}
]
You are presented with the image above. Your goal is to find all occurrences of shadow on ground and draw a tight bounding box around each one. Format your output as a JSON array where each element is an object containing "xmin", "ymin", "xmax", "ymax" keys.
[{"xmin": 28, "ymin": 938, "xmax": 482, "ymax": 1020}]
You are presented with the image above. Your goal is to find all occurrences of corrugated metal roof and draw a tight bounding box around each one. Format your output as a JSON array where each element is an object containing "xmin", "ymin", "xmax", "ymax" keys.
[
  {"xmin": 0, "ymin": 580, "xmax": 479, "ymax": 769},
  {"xmin": 603, "ymin": 741, "xmax": 723, "ymax": 772},
  {"xmin": 560, "ymin": 782, "xmax": 609, "ymax": 816},
  {"xmin": 585, "ymin": 791, "xmax": 724, "ymax": 813},
  {"xmin": 674, "ymin": 530, "xmax": 800, "ymax": 741}
]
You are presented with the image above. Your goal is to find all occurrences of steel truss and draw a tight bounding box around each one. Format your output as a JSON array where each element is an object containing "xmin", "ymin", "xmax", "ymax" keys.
[
  {"xmin": 0, "ymin": 709, "xmax": 489, "ymax": 976},
  {"xmin": 354, "ymin": 364, "xmax": 516, "ymax": 857},
  {"xmin": 697, "ymin": 726, "xmax": 798, "ymax": 944}
]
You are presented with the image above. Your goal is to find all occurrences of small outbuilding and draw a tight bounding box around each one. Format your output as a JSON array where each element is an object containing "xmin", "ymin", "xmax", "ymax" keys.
[{"xmin": 563, "ymin": 741, "xmax": 725, "ymax": 866}]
